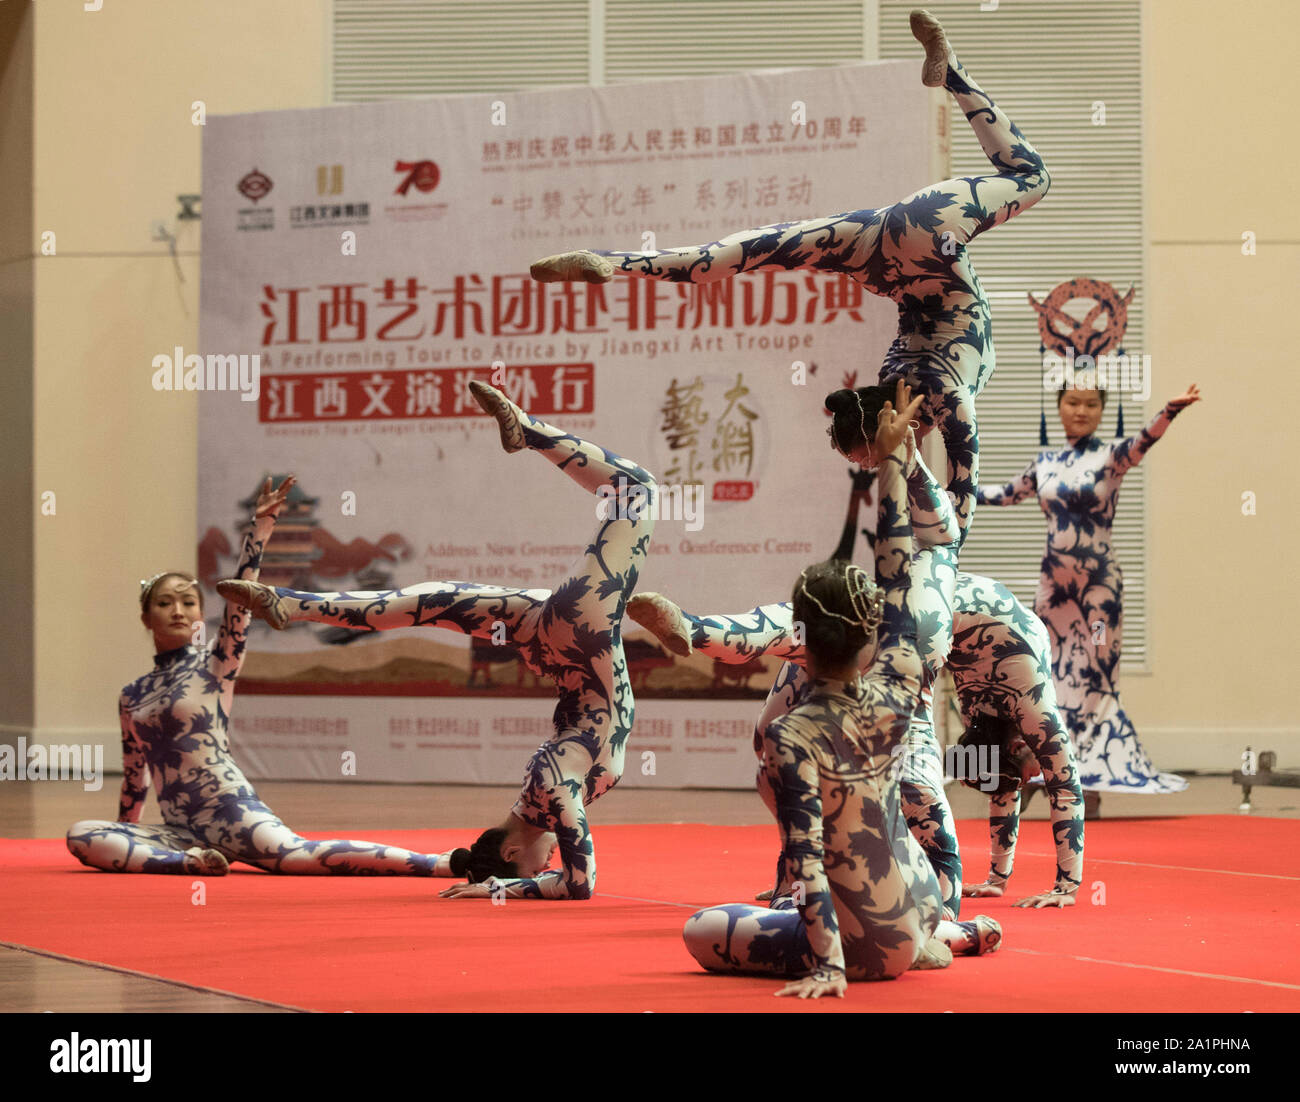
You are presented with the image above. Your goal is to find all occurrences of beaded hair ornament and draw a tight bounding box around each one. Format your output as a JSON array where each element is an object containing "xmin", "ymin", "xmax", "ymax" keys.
[
  {"xmin": 138, "ymin": 572, "xmax": 197, "ymax": 609},
  {"xmin": 797, "ymin": 562, "xmax": 885, "ymax": 635},
  {"xmin": 826, "ymin": 391, "xmax": 871, "ymax": 456}
]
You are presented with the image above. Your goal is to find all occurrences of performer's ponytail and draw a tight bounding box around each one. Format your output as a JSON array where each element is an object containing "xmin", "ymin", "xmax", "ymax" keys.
[{"xmin": 458, "ymin": 828, "xmax": 519, "ymax": 883}]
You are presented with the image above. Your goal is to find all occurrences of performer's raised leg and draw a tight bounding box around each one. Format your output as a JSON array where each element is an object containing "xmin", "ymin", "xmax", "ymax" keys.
[
  {"xmin": 470, "ymin": 382, "xmax": 659, "ymax": 900},
  {"xmin": 219, "ymin": 381, "xmax": 656, "ymax": 661},
  {"xmin": 533, "ymin": 13, "xmax": 1047, "ymax": 297}
]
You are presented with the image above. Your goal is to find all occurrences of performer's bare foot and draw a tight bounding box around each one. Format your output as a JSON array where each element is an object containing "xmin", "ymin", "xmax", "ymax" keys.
[
  {"xmin": 910, "ymin": 937, "xmax": 954, "ymax": 970},
  {"xmin": 217, "ymin": 579, "xmax": 290, "ymax": 629},
  {"xmin": 468, "ymin": 380, "xmax": 526, "ymax": 453},
  {"xmin": 529, "ymin": 250, "xmax": 614, "ymax": 284},
  {"xmin": 626, "ymin": 592, "xmax": 693, "ymax": 657},
  {"xmin": 909, "ymin": 9, "xmax": 955, "ymax": 88},
  {"xmin": 183, "ymin": 847, "xmax": 230, "ymax": 876}
]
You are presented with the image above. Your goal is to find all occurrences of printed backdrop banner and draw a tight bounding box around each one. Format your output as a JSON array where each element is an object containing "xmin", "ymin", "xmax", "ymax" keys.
[{"xmin": 198, "ymin": 62, "xmax": 941, "ymax": 788}]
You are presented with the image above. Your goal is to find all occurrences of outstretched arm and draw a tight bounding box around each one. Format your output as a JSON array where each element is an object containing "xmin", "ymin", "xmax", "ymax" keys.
[
  {"xmin": 116, "ymin": 695, "xmax": 148, "ymax": 823},
  {"xmin": 869, "ymin": 383, "xmax": 923, "ymax": 691},
  {"xmin": 1110, "ymin": 385, "xmax": 1200, "ymax": 478},
  {"xmin": 210, "ymin": 476, "xmax": 295, "ymax": 702},
  {"xmin": 975, "ymin": 458, "xmax": 1038, "ymax": 507}
]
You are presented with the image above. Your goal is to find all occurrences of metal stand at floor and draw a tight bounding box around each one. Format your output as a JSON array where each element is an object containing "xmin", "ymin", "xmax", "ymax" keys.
[{"xmin": 1233, "ymin": 752, "xmax": 1300, "ymax": 813}]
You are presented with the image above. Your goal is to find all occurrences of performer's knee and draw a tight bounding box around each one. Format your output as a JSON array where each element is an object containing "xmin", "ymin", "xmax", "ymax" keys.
[
  {"xmin": 1022, "ymin": 162, "xmax": 1051, "ymax": 206},
  {"xmin": 66, "ymin": 821, "xmax": 116, "ymax": 869},
  {"xmin": 682, "ymin": 906, "xmax": 735, "ymax": 970},
  {"xmin": 622, "ymin": 460, "xmax": 657, "ymax": 491},
  {"xmin": 606, "ymin": 466, "xmax": 659, "ymax": 531},
  {"xmin": 66, "ymin": 818, "xmax": 109, "ymax": 841}
]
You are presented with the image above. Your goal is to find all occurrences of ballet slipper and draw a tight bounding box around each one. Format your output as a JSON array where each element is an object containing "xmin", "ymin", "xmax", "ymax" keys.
[
  {"xmin": 969, "ymin": 914, "xmax": 1002, "ymax": 955},
  {"xmin": 183, "ymin": 847, "xmax": 230, "ymax": 876},
  {"xmin": 910, "ymin": 937, "xmax": 953, "ymax": 970},
  {"xmin": 909, "ymin": 9, "xmax": 955, "ymax": 88},
  {"xmin": 625, "ymin": 592, "xmax": 693, "ymax": 657},
  {"xmin": 216, "ymin": 579, "xmax": 289, "ymax": 630},
  {"xmin": 467, "ymin": 380, "xmax": 526, "ymax": 453},
  {"xmin": 529, "ymin": 250, "xmax": 614, "ymax": 284}
]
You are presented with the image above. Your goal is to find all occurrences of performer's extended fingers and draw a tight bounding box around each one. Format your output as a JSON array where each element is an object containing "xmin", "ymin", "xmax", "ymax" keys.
[
  {"xmin": 439, "ymin": 883, "xmax": 486, "ymax": 899},
  {"xmin": 1013, "ymin": 890, "xmax": 1076, "ymax": 908}
]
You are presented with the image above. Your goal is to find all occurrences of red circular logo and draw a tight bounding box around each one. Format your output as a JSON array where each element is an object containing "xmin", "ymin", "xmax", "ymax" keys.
[
  {"xmin": 394, "ymin": 160, "xmax": 440, "ymax": 197},
  {"xmin": 237, "ymin": 168, "xmax": 273, "ymax": 204},
  {"xmin": 413, "ymin": 161, "xmax": 439, "ymax": 192}
]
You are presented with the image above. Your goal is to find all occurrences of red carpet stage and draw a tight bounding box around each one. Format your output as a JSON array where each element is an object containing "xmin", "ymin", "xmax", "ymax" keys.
[{"xmin": 3, "ymin": 817, "xmax": 1296, "ymax": 1013}]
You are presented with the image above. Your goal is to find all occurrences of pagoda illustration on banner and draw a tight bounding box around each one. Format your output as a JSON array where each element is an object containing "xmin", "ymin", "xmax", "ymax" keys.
[
  {"xmin": 210, "ymin": 476, "xmax": 771, "ymax": 701},
  {"xmin": 197, "ymin": 476, "xmax": 418, "ymax": 600}
]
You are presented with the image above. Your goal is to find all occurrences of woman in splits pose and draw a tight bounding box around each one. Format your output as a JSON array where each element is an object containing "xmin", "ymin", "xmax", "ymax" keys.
[
  {"xmin": 219, "ymin": 381, "xmax": 657, "ymax": 900},
  {"xmin": 67, "ymin": 476, "xmax": 456, "ymax": 878},
  {"xmin": 976, "ymin": 382, "xmax": 1200, "ymax": 797},
  {"xmin": 536, "ymin": 9, "xmax": 1049, "ymax": 914},
  {"xmin": 681, "ymin": 389, "xmax": 999, "ymax": 999}
]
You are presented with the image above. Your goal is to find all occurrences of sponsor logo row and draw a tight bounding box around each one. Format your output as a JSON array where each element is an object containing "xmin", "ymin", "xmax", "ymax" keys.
[{"xmin": 235, "ymin": 160, "xmax": 446, "ymax": 231}]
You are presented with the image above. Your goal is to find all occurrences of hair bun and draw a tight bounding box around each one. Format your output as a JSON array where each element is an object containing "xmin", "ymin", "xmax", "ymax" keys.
[
  {"xmin": 824, "ymin": 388, "xmax": 857, "ymax": 414},
  {"xmin": 448, "ymin": 848, "xmax": 472, "ymax": 877}
]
